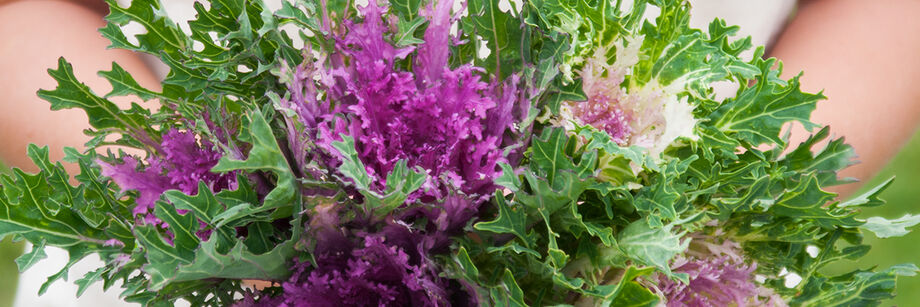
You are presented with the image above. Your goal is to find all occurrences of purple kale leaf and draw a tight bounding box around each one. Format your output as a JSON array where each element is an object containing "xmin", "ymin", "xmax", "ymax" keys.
[
  {"xmin": 282, "ymin": 0, "xmax": 521, "ymax": 203},
  {"xmin": 98, "ymin": 128, "xmax": 237, "ymax": 228}
]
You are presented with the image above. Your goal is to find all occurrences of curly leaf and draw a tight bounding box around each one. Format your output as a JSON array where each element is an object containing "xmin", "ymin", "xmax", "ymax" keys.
[
  {"xmin": 617, "ymin": 220, "xmax": 688, "ymax": 280},
  {"xmin": 331, "ymin": 135, "xmax": 426, "ymax": 217},
  {"xmin": 862, "ymin": 214, "xmax": 920, "ymax": 239},
  {"xmin": 710, "ymin": 52, "xmax": 824, "ymax": 146},
  {"xmin": 212, "ymin": 111, "xmax": 296, "ymax": 211},
  {"xmin": 37, "ymin": 58, "xmax": 149, "ymax": 132}
]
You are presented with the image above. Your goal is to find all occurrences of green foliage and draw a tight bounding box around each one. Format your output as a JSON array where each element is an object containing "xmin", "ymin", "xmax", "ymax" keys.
[
  {"xmin": 330, "ymin": 135, "xmax": 427, "ymax": 218},
  {"xmin": 212, "ymin": 111, "xmax": 296, "ymax": 211},
  {"xmin": 709, "ymin": 52, "xmax": 824, "ymax": 147},
  {"xmin": 455, "ymin": 0, "xmax": 919, "ymax": 305},
  {"xmin": 0, "ymin": 146, "xmax": 129, "ymax": 295},
  {"xmin": 1, "ymin": 0, "xmax": 319, "ymax": 305},
  {"xmin": 465, "ymin": 0, "xmax": 523, "ymax": 79}
]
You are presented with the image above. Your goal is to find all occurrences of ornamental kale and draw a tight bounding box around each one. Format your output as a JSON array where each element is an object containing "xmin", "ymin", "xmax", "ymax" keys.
[
  {"xmin": 312, "ymin": 0, "xmax": 520, "ymax": 202},
  {"xmin": 0, "ymin": 0, "xmax": 917, "ymax": 306},
  {"xmin": 657, "ymin": 234, "xmax": 784, "ymax": 307},
  {"xmin": 558, "ymin": 36, "xmax": 697, "ymax": 155},
  {"xmin": 268, "ymin": 236, "xmax": 457, "ymax": 306},
  {"xmin": 260, "ymin": 1, "xmax": 524, "ymax": 303},
  {"xmin": 98, "ymin": 128, "xmax": 237, "ymax": 227}
]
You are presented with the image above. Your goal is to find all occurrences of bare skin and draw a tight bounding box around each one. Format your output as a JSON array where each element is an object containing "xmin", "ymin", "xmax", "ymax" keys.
[
  {"xmin": 0, "ymin": 0, "xmax": 158, "ymax": 175},
  {"xmin": 771, "ymin": 0, "xmax": 920, "ymax": 196}
]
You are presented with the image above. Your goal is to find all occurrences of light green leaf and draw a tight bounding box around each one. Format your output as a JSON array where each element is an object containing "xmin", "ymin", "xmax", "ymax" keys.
[
  {"xmin": 839, "ymin": 177, "xmax": 893, "ymax": 208},
  {"xmin": 74, "ymin": 266, "xmax": 108, "ymax": 297},
  {"xmin": 170, "ymin": 239, "xmax": 294, "ymax": 285},
  {"xmin": 395, "ymin": 16, "xmax": 427, "ymax": 47},
  {"xmin": 330, "ymin": 135, "xmax": 373, "ymax": 190},
  {"xmin": 163, "ymin": 182, "xmax": 224, "ymax": 223},
  {"xmin": 495, "ymin": 162, "xmax": 522, "ymax": 192},
  {"xmin": 862, "ymin": 214, "xmax": 920, "ymax": 239},
  {"xmin": 330, "ymin": 136, "xmax": 426, "ymax": 217},
  {"xmin": 212, "ymin": 111, "xmax": 296, "ymax": 211},
  {"xmin": 618, "ymin": 221, "xmax": 688, "ymax": 279},
  {"xmin": 16, "ymin": 240, "xmax": 47, "ymax": 272}
]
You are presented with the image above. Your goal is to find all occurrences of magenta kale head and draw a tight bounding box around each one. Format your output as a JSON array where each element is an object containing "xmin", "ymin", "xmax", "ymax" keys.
[
  {"xmin": 658, "ymin": 255, "xmax": 759, "ymax": 307},
  {"xmin": 98, "ymin": 128, "xmax": 236, "ymax": 226},
  {"xmin": 284, "ymin": 0, "xmax": 520, "ymax": 202},
  {"xmin": 257, "ymin": 235, "xmax": 473, "ymax": 307},
  {"xmin": 658, "ymin": 236, "xmax": 784, "ymax": 307}
]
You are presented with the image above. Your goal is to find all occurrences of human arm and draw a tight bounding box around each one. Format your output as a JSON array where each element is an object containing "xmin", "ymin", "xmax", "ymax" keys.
[
  {"xmin": 770, "ymin": 0, "xmax": 920, "ymax": 197},
  {"xmin": 0, "ymin": 0, "xmax": 159, "ymax": 174}
]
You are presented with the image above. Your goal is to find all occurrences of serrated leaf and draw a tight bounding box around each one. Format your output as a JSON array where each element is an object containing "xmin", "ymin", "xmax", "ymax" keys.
[
  {"xmin": 102, "ymin": 0, "xmax": 188, "ymax": 56},
  {"xmin": 839, "ymin": 177, "xmax": 893, "ymax": 208},
  {"xmin": 711, "ymin": 55, "xmax": 824, "ymax": 146},
  {"xmin": 163, "ymin": 182, "xmax": 224, "ymax": 223},
  {"xmin": 781, "ymin": 126, "xmax": 857, "ymax": 186},
  {"xmin": 38, "ymin": 248, "xmax": 94, "ymax": 295},
  {"xmin": 486, "ymin": 243, "xmax": 542, "ymax": 258},
  {"xmin": 330, "ymin": 134, "xmax": 373, "ymax": 190},
  {"xmin": 607, "ymin": 281, "xmax": 659, "ymax": 307},
  {"xmin": 98, "ymin": 62, "xmax": 159, "ymax": 100},
  {"xmin": 168, "ymin": 239, "xmax": 294, "ymax": 287},
  {"xmin": 862, "ymin": 214, "xmax": 920, "ymax": 239},
  {"xmin": 531, "ymin": 128, "xmax": 596, "ymax": 183},
  {"xmin": 467, "ymin": 0, "xmax": 523, "ymax": 79},
  {"xmin": 16, "ymin": 240, "xmax": 47, "ymax": 272},
  {"xmin": 584, "ymin": 266, "xmax": 656, "ymax": 301},
  {"xmin": 617, "ymin": 221, "xmax": 688, "ymax": 279},
  {"xmin": 495, "ymin": 162, "xmax": 522, "ymax": 191},
  {"xmin": 792, "ymin": 264, "xmax": 919, "ymax": 306},
  {"xmin": 475, "ymin": 191, "xmax": 533, "ymax": 246},
  {"xmin": 493, "ymin": 268, "xmax": 528, "ymax": 307},
  {"xmin": 773, "ymin": 175, "xmax": 860, "ymax": 229},
  {"xmin": 395, "ymin": 16, "xmax": 427, "ymax": 47},
  {"xmin": 391, "ymin": 0, "xmax": 424, "ymax": 20},
  {"xmin": 330, "ymin": 136, "xmax": 427, "ymax": 217},
  {"xmin": 37, "ymin": 58, "xmax": 148, "ymax": 132},
  {"xmin": 455, "ymin": 247, "xmax": 480, "ymax": 279},
  {"xmin": 522, "ymin": 170, "xmax": 592, "ymax": 217},
  {"xmin": 0, "ymin": 168, "xmax": 116, "ymax": 256},
  {"xmin": 212, "ymin": 111, "xmax": 296, "ymax": 211},
  {"xmin": 211, "ymin": 203, "xmax": 271, "ymax": 228},
  {"xmin": 74, "ymin": 266, "xmax": 108, "ymax": 297}
]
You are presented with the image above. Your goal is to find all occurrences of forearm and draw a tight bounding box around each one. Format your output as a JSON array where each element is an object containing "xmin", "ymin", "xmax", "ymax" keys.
[
  {"xmin": 0, "ymin": 0, "xmax": 107, "ymax": 14},
  {"xmin": 0, "ymin": 0, "xmax": 158, "ymax": 174},
  {"xmin": 770, "ymin": 0, "xmax": 920, "ymax": 197}
]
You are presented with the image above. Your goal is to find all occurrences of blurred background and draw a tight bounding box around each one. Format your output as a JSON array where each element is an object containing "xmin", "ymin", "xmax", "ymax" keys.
[{"xmin": 0, "ymin": 0, "xmax": 918, "ymax": 306}]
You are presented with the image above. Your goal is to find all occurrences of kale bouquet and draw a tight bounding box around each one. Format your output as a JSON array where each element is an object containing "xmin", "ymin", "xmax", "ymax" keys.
[{"xmin": 2, "ymin": 0, "xmax": 918, "ymax": 305}]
